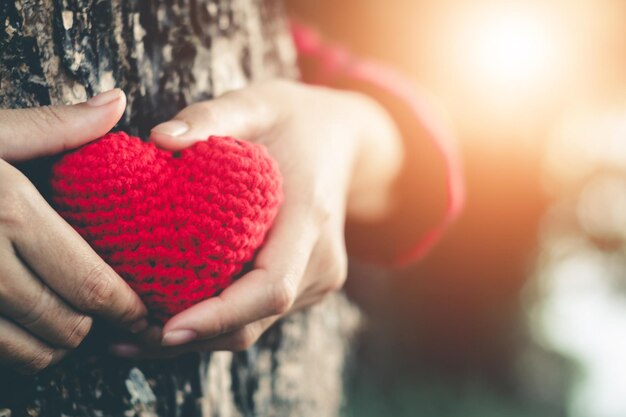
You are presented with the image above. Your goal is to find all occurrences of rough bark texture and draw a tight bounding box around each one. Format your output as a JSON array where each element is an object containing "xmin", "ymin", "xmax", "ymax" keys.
[{"xmin": 0, "ymin": 1, "xmax": 362, "ymax": 416}]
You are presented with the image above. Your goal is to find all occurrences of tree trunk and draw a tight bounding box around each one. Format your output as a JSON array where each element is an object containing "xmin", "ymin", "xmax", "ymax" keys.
[{"xmin": 0, "ymin": 1, "xmax": 362, "ymax": 416}]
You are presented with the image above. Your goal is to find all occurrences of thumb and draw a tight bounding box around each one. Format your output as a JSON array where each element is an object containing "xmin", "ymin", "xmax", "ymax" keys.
[
  {"xmin": 0, "ymin": 89, "xmax": 126, "ymax": 162},
  {"xmin": 149, "ymin": 88, "xmax": 274, "ymax": 150}
]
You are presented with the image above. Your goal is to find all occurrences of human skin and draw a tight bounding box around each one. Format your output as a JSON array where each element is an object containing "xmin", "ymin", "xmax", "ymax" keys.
[
  {"xmin": 109, "ymin": 80, "xmax": 404, "ymax": 357},
  {"xmin": 0, "ymin": 81, "xmax": 402, "ymax": 367},
  {"xmin": 0, "ymin": 89, "xmax": 149, "ymax": 374}
]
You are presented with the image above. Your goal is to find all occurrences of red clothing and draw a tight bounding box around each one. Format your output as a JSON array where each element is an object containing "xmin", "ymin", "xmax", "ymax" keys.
[{"xmin": 292, "ymin": 22, "xmax": 465, "ymax": 267}]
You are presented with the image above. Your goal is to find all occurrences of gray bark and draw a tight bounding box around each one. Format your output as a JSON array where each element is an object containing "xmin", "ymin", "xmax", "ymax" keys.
[{"xmin": 0, "ymin": 1, "xmax": 362, "ymax": 416}]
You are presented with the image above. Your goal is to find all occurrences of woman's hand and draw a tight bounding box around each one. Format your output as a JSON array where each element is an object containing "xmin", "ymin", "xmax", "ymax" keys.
[
  {"xmin": 0, "ymin": 90, "xmax": 149, "ymax": 374},
  {"xmin": 112, "ymin": 80, "xmax": 402, "ymax": 357}
]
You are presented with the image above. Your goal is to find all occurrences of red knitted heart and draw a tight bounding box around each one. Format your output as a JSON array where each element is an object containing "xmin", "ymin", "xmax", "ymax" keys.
[{"xmin": 51, "ymin": 132, "xmax": 282, "ymax": 322}]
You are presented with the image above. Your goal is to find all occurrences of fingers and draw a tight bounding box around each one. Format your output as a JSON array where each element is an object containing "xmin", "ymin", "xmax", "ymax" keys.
[
  {"xmin": 14, "ymin": 206, "xmax": 148, "ymax": 329},
  {"xmin": 291, "ymin": 229, "xmax": 348, "ymax": 311},
  {"xmin": 0, "ymin": 162, "xmax": 148, "ymax": 331},
  {"xmin": 0, "ymin": 238, "xmax": 92, "ymax": 348},
  {"xmin": 188, "ymin": 316, "xmax": 277, "ymax": 352},
  {"xmin": 150, "ymin": 86, "xmax": 275, "ymax": 150},
  {"xmin": 0, "ymin": 315, "xmax": 68, "ymax": 375},
  {"xmin": 0, "ymin": 89, "xmax": 126, "ymax": 162},
  {"xmin": 111, "ymin": 317, "xmax": 278, "ymax": 358},
  {"xmin": 160, "ymin": 203, "xmax": 319, "ymax": 346}
]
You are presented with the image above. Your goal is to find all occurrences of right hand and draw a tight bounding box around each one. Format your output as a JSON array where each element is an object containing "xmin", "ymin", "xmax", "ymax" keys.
[{"xmin": 0, "ymin": 89, "xmax": 148, "ymax": 374}]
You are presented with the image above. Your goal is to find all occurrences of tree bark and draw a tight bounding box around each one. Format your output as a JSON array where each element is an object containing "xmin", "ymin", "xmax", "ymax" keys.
[{"xmin": 0, "ymin": 1, "xmax": 362, "ymax": 416}]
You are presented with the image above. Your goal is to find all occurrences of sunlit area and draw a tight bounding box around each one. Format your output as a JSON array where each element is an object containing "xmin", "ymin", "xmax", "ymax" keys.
[
  {"xmin": 532, "ymin": 103, "xmax": 626, "ymax": 417},
  {"xmin": 2, "ymin": 0, "xmax": 625, "ymax": 415},
  {"xmin": 412, "ymin": 0, "xmax": 614, "ymax": 139},
  {"xmin": 445, "ymin": 3, "xmax": 567, "ymax": 116},
  {"xmin": 289, "ymin": 0, "xmax": 626, "ymax": 416},
  {"xmin": 464, "ymin": 8, "xmax": 556, "ymax": 89}
]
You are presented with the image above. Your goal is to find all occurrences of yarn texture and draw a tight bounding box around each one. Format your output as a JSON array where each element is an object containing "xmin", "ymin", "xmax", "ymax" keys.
[{"xmin": 51, "ymin": 132, "xmax": 283, "ymax": 322}]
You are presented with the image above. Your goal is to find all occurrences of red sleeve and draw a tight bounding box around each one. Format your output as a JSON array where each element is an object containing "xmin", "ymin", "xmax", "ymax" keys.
[{"xmin": 291, "ymin": 21, "xmax": 465, "ymax": 268}]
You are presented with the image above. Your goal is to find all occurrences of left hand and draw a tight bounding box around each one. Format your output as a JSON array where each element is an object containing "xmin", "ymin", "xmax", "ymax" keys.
[{"xmin": 111, "ymin": 80, "xmax": 402, "ymax": 358}]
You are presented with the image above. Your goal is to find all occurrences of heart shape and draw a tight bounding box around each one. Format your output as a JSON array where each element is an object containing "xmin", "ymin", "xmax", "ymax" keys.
[{"xmin": 51, "ymin": 132, "xmax": 282, "ymax": 322}]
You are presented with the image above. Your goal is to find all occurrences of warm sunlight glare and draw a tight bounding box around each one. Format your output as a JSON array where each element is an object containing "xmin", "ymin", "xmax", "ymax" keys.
[
  {"xmin": 427, "ymin": 1, "xmax": 574, "ymax": 136},
  {"xmin": 469, "ymin": 11, "xmax": 553, "ymax": 89}
]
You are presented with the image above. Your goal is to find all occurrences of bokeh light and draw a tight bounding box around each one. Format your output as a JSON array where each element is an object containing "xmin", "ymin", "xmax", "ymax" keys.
[
  {"xmin": 455, "ymin": 4, "xmax": 562, "ymax": 99},
  {"xmin": 288, "ymin": 1, "xmax": 626, "ymax": 416}
]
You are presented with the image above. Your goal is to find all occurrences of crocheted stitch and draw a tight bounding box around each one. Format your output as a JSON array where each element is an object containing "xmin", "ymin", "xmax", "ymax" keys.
[{"xmin": 51, "ymin": 132, "xmax": 282, "ymax": 322}]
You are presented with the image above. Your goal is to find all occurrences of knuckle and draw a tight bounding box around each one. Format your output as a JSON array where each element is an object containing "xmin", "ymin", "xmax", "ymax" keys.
[
  {"xmin": 214, "ymin": 313, "xmax": 230, "ymax": 337},
  {"xmin": 190, "ymin": 101, "xmax": 214, "ymax": 113},
  {"xmin": 269, "ymin": 278, "xmax": 295, "ymax": 316},
  {"xmin": 187, "ymin": 101, "xmax": 219, "ymax": 123},
  {"xmin": 0, "ymin": 167, "xmax": 37, "ymax": 228},
  {"xmin": 117, "ymin": 292, "xmax": 142, "ymax": 325},
  {"xmin": 16, "ymin": 286, "xmax": 52, "ymax": 328},
  {"xmin": 328, "ymin": 254, "xmax": 348, "ymax": 292},
  {"xmin": 230, "ymin": 326, "xmax": 258, "ymax": 351},
  {"xmin": 77, "ymin": 264, "xmax": 114, "ymax": 312},
  {"xmin": 227, "ymin": 87, "xmax": 271, "ymax": 120},
  {"xmin": 319, "ymin": 245, "xmax": 348, "ymax": 295},
  {"xmin": 29, "ymin": 106, "xmax": 65, "ymax": 135},
  {"xmin": 294, "ymin": 192, "xmax": 332, "ymax": 232},
  {"xmin": 182, "ymin": 101, "xmax": 232, "ymax": 131},
  {"xmin": 63, "ymin": 315, "xmax": 93, "ymax": 348},
  {"xmin": 325, "ymin": 266, "xmax": 347, "ymax": 293},
  {"xmin": 308, "ymin": 194, "xmax": 333, "ymax": 227},
  {"xmin": 18, "ymin": 348, "xmax": 55, "ymax": 374},
  {"xmin": 212, "ymin": 298, "xmax": 233, "ymax": 336}
]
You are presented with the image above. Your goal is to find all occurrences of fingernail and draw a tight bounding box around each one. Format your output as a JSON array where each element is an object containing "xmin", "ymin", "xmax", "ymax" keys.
[
  {"xmin": 151, "ymin": 120, "xmax": 190, "ymax": 138},
  {"xmin": 87, "ymin": 88, "xmax": 123, "ymax": 107},
  {"xmin": 162, "ymin": 329, "xmax": 197, "ymax": 346},
  {"xmin": 130, "ymin": 319, "xmax": 148, "ymax": 334},
  {"xmin": 110, "ymin": 344, "xmax": 141, "ymax": 357}
]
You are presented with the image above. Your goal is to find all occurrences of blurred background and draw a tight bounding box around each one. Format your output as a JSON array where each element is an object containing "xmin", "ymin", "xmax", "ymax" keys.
[{"xmin": 289, "ymin": 1, "xmax": 626, "ymax": 416}]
